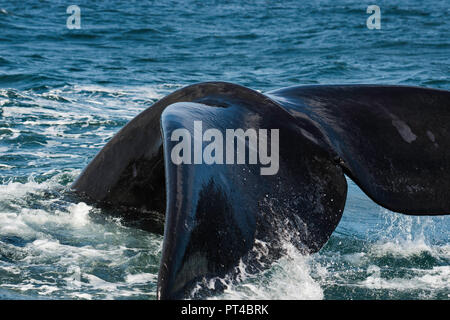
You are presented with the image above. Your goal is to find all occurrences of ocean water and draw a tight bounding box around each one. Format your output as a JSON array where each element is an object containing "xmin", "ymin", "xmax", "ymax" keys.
[{"xmin": 0, "ymin": 0, "xmax": 449, "ymax": 300}]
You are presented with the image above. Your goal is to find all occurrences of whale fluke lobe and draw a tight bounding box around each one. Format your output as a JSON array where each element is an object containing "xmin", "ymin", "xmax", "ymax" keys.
[
  {"xmin": 72, "ymin": 82, "xmax": 450, "ymax": 299},
  {"xmin": 266, "ymin": 85, "xmax": 450, "ymax": 214}
]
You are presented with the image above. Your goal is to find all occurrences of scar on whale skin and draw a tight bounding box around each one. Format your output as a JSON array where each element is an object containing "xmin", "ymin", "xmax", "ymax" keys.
[
  {"xmin": 392, "ymin": 119, "xmax": 417, "ymax": 143},
  {"xmin": 72, "ymin": 82, "xmax": 450, "ymax": 299},
  {"xmin": 426, "ymin": 130, "xmax": 439, "ymax": 148}
]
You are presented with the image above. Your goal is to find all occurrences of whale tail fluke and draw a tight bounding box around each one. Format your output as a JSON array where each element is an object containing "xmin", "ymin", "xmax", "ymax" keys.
[{"xmin": 71, "ymin": 82, "xmax": 450, "ymax": 299}]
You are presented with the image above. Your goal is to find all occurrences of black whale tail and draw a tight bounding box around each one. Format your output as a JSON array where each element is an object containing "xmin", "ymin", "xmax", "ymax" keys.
[{"xmin": 71, "ymin": 82, "xmax": 450, "ymax": 299}]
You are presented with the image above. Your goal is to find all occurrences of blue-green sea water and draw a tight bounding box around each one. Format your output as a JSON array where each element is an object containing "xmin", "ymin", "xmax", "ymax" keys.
[{"xmin": 0, "ymin": 0, "xmax": 448, "ymax": 299}]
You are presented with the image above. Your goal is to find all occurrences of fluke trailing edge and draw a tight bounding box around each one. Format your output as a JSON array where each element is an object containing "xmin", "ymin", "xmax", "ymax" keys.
[{"xmin": 72, "ymin": 82, "xmax": 450, "ymax": 299}]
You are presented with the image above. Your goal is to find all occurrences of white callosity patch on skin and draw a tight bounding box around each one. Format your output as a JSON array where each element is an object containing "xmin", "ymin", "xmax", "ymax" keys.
[
  {"xmin": 391, "ymin": 119, "xmax": 417, "ymax": 143},
  {"xmin": 426, "ymin": 130, "xmax": 439, "ymax": 148}
]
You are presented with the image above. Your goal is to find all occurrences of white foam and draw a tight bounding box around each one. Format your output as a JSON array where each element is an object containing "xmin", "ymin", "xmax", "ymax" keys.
[
  {"xmin": 369, "ymin": 238, "xmax": 434, "ymax": 258},
  {"xmin": 0, "ymin": 171, "xmax": 77, "ymax": 201},
  {"xmin": 0, "ymin": 98, "xmax": 9, "ymax": 106},
  {"xmin": 125, "ymin": 273, "xmax": 157, "ymax": 284},
  {"xmin": 0, "ymin": 211, "xmax": 44, "ymax": 240},
  {"xmin": 216, "ymin": 243, "xmax": 323, "ymax": 300},
  {"xmin": 67, "ymin": 203, "xmax": 92, "ymax": 227},
  {"xmin": 37, "ymin": 285, "xmax": 59, "ymax": 295},
  {"xmin": 0, "ymin": 265, "xmax": 21, "ymax": 275},
  {"xmin": 361, "ymin": 266, "xmax": 449, "ymax": 291},
  {"xmin": 84, "ymin": 274, "xmax": 118, "ymax": 291},
  {"xmin": 73, "ymin": 293, "xmax": 93, "ymax": 300}
]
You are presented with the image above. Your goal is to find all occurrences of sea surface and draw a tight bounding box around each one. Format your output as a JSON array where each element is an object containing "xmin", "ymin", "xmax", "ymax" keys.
[{"xmin": 0, "ymin": 0, "xmax": 449, "ymax": 299}]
